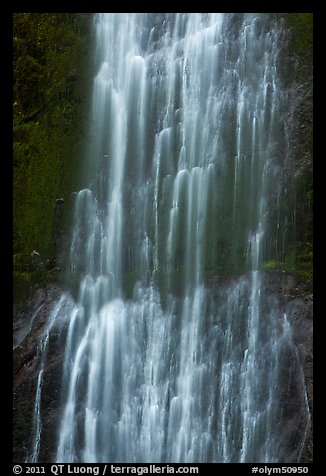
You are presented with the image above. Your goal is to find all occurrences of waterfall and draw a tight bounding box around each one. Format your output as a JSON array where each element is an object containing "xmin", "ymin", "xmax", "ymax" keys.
[
  {"xmin": 28, "ymin": 294, "xmax": 74, "ymax": 463},
  {"xmin": 30, "ymin": 13, "xmax": 310, "ymax": 463}
]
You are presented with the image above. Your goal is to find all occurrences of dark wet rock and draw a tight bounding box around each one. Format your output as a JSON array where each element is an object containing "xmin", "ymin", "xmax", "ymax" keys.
[
  {"xmin": 13, "ymin": 273, "xmax": 312, "ymax": 463},
  {"xmin": 45, "ymin": 257, "xmax": 56, "ymax": 270},
  {"xmin": 13, "ymin": 286, "xmax": 63, "ymax": 351},
  {"xmin": 13, "ymin": 339, "xmax": 67, "ymax": 462},
  {"xmin": 13, "ymin": 284, "xmax": 68, "ymax": 462},
  {"xmin": 260, "ymin": 271, "xmax": 313, "ymax": 462},
  {"xmin": 37, "ymin": 345, "xmax": 67, "ymax": 462},
  {"xmin": 13, "ymin": 288, "xmax": 47, "ymax": 349}
]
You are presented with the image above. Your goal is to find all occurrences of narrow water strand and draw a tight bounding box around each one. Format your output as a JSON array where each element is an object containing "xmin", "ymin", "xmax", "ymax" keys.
[
  {"xmin": 30, "ymin": 368, "xmax": 44, "ymax": 463},
  {"xmin": 28, "ymin": 295, "xmax": 73, "ymax": 462},
  {"xmin": 29, "ymin": 13, "xmax": 310, "ymax": 463}
]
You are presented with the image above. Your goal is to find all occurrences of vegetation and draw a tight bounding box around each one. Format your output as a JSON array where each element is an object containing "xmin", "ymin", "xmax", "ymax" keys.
[
  {"xmin": 283, "ymin": 13, "xmax": 313, "ymax": 68},
  {"xmin": 278, "ymin": 13, "xmax": 313, "ymax": 286},
  {"xmin": 13, "ymin": 13, "xmax": 313, "ymax": 305},
  {"xmin": 13, "ymin": 13, "xmax": 93, "ymax": 304}
]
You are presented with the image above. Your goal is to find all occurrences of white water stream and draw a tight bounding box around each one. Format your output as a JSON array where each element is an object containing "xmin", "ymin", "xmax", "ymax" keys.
[{"xmin": 29, "ymin": 13, "xmax": 310, "ymax": 463}]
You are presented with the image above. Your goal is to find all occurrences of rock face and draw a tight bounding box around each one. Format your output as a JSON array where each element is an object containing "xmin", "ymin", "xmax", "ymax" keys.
[
  {"xmin": 12, "ymin": 272, "xmax": 312, "ymax": 463},
  {"xmin": 261, "ymin": 271, "xmax": 313, "ymax": 462},
  {"xmin": 13, "ymin": 284, "xmax": 68, "ymax": 462}
]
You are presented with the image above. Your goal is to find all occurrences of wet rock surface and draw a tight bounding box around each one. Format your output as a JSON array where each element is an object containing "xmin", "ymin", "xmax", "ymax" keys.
[
  {"xmin": 13, "ymin": 284, "xmax": 68, "ymax": 462},
  {"xmin": 261, "ymin": 271, "xmax": 313, "ymax": 462},
  {"xmin": 13, "ymin": 273, "xmax": 312, "ymax": 463}
]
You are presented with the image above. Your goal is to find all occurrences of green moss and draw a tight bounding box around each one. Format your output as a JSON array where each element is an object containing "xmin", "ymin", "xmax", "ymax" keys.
[
  {"xmin": 13, "ymin": 13, "xmax": 93, "ymax": 302},
  {"xmin": 283, "ymin": 13, "xmax": 313, "ymax": 57},
  {"xmin": 289, "ymin": 241, "xmax": 313, "ymax": 282},
  {"xmin": 277, "ymin": 13, "xmax": 312, "ymax": 90},
  {"xmin": 261, "ymin": 242, "xmax": 312, "ymax": 284},
  {"xmin": 272, "ymin": 13, "xmax": 313, "ymax": 286},
  {"xmin": 13, "ymin": 272, "xmax": 32, "ymax": 304},
  {"xmin": 262, "ymin": 260, "xmax": 284, "ymax": 271}
]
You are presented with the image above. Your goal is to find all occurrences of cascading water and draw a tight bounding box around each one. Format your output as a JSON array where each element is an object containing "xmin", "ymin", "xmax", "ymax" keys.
[{"xmin": 29, "ymin": 13, "xmax": 310, "ymax": 463}]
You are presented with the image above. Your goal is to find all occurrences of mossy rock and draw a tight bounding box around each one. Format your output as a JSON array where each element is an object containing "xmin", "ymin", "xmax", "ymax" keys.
[{"xmin": 13, "ymin": 14, "xmax": 94, "ymax": 297}]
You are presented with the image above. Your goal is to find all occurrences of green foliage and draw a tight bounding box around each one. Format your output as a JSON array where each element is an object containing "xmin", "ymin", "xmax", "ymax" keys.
[
  {"xmin": 289, "ymin": 241, "xmax": 313, "ymax": 282},
  {"xmin": 262, "ymin": 260, "xmax": 283, "ymax": 271},
  {"xmin": 261, "ymin": 241, "xmax": 312, "ymax": 284},
  {"xmin": 276, "ymin": 13, "xmax": 313, "ymax": 285},
  {"xmin": 276, "ymin": 14, "xmax": 312, "ymax": 85},
  {"xmin": 13, "ymin": 13, "xmax": 93, "ymax": 300},
  {"xmin": 283, "ymin": 13, "xmax": 313, "ymax": 58},
  {"xmin": 13, "ymin": 272, "xmax": 32, "ymax": 305}
]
